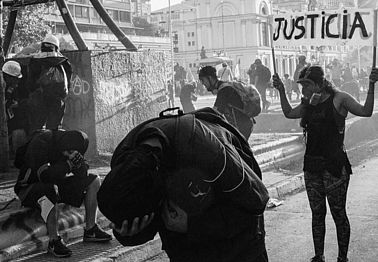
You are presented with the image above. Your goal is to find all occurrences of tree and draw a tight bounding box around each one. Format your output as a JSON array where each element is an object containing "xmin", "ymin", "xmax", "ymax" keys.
[
  {"xmin": 132, "ymin": 17, "xmax": 157, "ymax": 37},
  {"xmin": 3, "ymin": 4, "xmax": 53, "ymax": 50}
]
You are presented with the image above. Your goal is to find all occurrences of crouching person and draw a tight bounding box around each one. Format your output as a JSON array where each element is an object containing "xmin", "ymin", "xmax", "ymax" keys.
[
  {"xmin": 98, "ymin": 107, "xmax": 270, "ymax": 262},
  {"xmin": 14, "ymin": 130, "xmax": 112, "ymax": 258}
]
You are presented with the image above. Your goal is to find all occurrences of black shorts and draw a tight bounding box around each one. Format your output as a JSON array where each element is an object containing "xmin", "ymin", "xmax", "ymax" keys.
[{"xmin": 22, "ymin": 173, "xmax": 97, "ymax": 208}]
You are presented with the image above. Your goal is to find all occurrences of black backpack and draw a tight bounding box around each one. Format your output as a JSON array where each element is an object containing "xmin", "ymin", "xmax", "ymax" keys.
[{"xmin": 37, "ymin": 64, "xmax": 68, "ymax": 100}]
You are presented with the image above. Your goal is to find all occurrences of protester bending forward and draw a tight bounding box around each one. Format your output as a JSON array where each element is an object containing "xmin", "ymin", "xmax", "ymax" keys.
[
  {"xmin": 97, "ymin": 107, "xmax": 270, "ymax": 262},
  {"xmin": 273, "ymin": 65, "xmax": 378, "ymax": 262},
  {"xmin": 14, "ymin": 130, "xmax": 112, "ymax": 258},
  {"xmin": 198, "ymin": 66, "xmax": 261, "ymax": 140}
]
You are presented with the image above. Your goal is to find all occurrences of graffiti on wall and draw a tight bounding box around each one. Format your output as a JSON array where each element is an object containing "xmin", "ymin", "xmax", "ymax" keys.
[{"xmin": 65, "ymin": 74, "xmax": 94, "ymax": 120}]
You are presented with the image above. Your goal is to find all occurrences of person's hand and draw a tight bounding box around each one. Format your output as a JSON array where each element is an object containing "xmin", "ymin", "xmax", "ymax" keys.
[
  {"xmin": 110, "ymin": 213, "xmax": 155, "ymax": 237},
  {"xmin": 272, "ymin": 74, "xmax": 285, "ymax": 92},
  {"xmin": 161, "ymin": 200, "xmax": 188, "ymax": 233},
  {"xmin": 369, "ymin": 67, "xmax": 378, "ymax": 84},
  {"xmin": 64, "ymin": 150, "xmax": 84, "ymax": 169}
]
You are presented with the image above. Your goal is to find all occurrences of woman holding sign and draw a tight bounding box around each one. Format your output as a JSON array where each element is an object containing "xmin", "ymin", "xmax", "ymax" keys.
[{"xmin": 272, "ymin": 65, "xmax": 378, "ymax": 262}]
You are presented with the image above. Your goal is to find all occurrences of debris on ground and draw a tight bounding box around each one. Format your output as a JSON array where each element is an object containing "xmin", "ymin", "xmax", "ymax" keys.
[{"xmin": 267, "ymin": 198, "xmax": 284, "ymax": 208}]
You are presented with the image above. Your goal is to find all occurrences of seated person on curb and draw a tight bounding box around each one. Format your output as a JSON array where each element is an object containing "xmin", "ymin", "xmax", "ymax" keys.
[
  {"xmin": 97, "ymin": 107, "xmax": 270, "ymax": 262},
  {"xmin": 14, "ymin": 129, "xmax": 112, "ymax": 258}
]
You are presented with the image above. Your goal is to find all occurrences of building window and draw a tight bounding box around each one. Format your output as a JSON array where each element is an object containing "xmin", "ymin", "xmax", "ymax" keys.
[
  {"xmin": 189, "ymin": 63, "xmax": 192, "ymax": 67},
  {"xmin": 120, "ymin": 11, "xmax": 130, "ymax": 22},
  {"xmin": 91, "ymin": 8, "xmax": 100, "ymax": 19},
  {"xmin": 75, "ymin": 6, "xmax": 89, "ymax": 18},
  {"xmin": 187, "ymin": 32, "xmax": 191, "ymax": 37},
  {"xmin": 192, "ymin": 32, "xmax": 194, "ymax": 37},
  {"xmin": 192, "ymin": 41, "xmax": 195, "ymax": 46},
  {"xmin": 68, "ymin": 4, "xmax": 74, "ymax": 15},
  {"xmin": 261, "ymin": 22, "xmax": 269, "ymax": 47},
  {"xmin": 188, "ymin": 41, "xmax": 191, "ymax": 46},
  {"xmin": 112, "ymin": 10, "xmax": 119, "ymax": 21}
]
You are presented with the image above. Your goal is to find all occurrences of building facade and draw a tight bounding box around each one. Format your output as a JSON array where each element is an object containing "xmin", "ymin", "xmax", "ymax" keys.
[
  {"xmin": 131, "ymin": 0, "xmax": 152, "ymax": 21},
  {"xmin": 46, "ymin": 0, "xmax": 168, "ymax": 50},
  {"xmin": 151, "ymin": 0, "xmax": 279, "ymax": 80},
  {"xmin": 272, "ymin": 0, "xmax": 308, "ymax": 12},
  {"xmin": 151, "ymin": 0, "xmax": 351, "ymax": 80}
]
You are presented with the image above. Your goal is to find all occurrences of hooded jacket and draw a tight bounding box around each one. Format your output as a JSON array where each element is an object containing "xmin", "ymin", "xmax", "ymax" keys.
[
  {"xmin": 98, "ymin": 107, "xmax": 269, "ymax": 262},
  {"xmin": 14, "ymin": 129, "xmax": 88, "ymax": 200},
  {"xmin": 28, "ymin": 52, "xmax": 72, "ymax": 94}
]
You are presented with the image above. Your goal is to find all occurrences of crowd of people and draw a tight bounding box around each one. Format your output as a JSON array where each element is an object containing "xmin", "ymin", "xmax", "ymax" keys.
[{"xmin": 5, "ymin": 37, "xmax": 378, "ymax": 261}]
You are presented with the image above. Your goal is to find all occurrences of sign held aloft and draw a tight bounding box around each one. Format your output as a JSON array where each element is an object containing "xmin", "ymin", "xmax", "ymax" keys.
[{"xmin": 273, "ymin": 9, "xmax": 376, "ymax": 47}]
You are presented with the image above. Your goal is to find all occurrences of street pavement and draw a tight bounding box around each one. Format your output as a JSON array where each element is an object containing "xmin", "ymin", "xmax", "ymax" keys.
[
  {"xmin": 133, "ymin": 153, "xmax": 378, "ymax": 262},
  {"xmin": 16, "ymin": 139, "xmax": 378, "ymax": 262}
]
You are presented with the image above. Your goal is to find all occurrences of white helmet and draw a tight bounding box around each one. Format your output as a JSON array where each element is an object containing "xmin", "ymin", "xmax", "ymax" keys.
[
  {"xmin": 42, "ymin": 34, "xmax": 60, "ymax": 48},
  {"xmin": 2, "ymin": 61, "xmax": 22, "ymax": 78}
]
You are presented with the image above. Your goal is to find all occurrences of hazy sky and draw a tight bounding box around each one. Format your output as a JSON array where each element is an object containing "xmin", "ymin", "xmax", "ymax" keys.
[{"xmin": 151, "ymin": 0, "xmax": 183, "ymax": 11}]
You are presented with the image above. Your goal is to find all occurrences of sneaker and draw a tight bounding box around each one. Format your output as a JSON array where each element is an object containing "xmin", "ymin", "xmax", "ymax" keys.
[
  {"xmin": 83, "ymin": 224, "xmax": 112, "ymax": 242},
  {"xmin": 47, "ymin": 236, "xmax": 72, "ymax": 258},
  {"xmin": 311, "ymin": 255, "xmax": 325, "ymax": 262}
]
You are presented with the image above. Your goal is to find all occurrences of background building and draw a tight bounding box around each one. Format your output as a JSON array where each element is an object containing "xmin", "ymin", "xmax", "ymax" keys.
[
  {"xmin": 151, "ymin": 0, "xmax": 279, "ymax": 80},
  {"xmin": 46, "ymin": 0, "xmax": 169, "ymax": 50},
  {"xmin": 131, "ymin": 0, "xmax": 152, "ymax": 22},
  {"xmin": 272, "ymin": 0, "xmax": 308, "ymax": 12}
]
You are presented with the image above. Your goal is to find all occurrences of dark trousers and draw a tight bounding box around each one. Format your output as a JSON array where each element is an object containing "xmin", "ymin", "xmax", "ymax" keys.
[
  {"xmin": 253, "ymin": 249, "xmax": 268, "ymax": 262},
  {"xmin": 304, "ymin": 169, "xmax": 350, "ymax": 260},
  {"xmin": 29, "ymin": 96, "xmax": 65, "ymax": 133}
]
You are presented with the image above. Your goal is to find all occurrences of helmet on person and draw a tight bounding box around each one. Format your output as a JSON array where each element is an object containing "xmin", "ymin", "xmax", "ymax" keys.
[
  {"xmin": 42, "ymin": 34, "xmax": 60, "ymax": 49},
  {"xmin": 198, "ymin": 66, "xmax": 217, "ymax": 78},
  {"xmin": 2, "ymin": 61, "xmax": 22, "ymax": 78},
  {"xmin": 222, "ymin": 62, "xmax": 227, "ymax": 67}
]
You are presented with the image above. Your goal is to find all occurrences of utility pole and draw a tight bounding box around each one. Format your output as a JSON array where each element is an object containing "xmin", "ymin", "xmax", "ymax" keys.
[{"xmin": 0, "ymin": 0, "xmax": 10, "ymax": 172}]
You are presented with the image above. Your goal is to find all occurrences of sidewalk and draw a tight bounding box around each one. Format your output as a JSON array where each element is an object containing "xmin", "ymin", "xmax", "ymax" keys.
[
  {"xmin": 3, "ymin": 110, "xmax": 378, "ymax": 262},
  {"xmin": 0, "ymin": 132, "xmax": 304, "ymax": 262}
]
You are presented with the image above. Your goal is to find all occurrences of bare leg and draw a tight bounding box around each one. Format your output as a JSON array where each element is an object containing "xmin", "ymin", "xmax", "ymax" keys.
[{"xmin": 84, "ymin": 177, "xmax": 101, "ymax": 229}]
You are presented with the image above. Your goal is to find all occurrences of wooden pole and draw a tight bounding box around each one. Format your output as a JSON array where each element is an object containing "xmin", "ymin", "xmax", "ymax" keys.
[
  {"xmin": 0, "ymin": 0, "xmax": 10, "ymax": 172},
  {"xmin": 373, "ymin": 10, "xmax": 377, "ymax": 68},
  {"xmin": 3, "ymin": 9, "xmax": 17, "ymax": 57},
  {"xmin": 169, "ymin": 0, "xmax": 174, "ymax": 99},
  {"xmin": 88, "ymin": 0, "xmax": 137, "ymax": 51},
  {"xmin": 55, "ymin": 0, "xmax": 88, "ymax": 50},
  {"xmin": 269, "ymin": 15, "xmax": 277, "ymax": 74}
]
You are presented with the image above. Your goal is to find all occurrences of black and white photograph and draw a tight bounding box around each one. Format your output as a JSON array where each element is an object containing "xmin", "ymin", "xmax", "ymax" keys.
[{"xmin": 0, "ymin": 0, "xmax": 378, "ymax": 261}]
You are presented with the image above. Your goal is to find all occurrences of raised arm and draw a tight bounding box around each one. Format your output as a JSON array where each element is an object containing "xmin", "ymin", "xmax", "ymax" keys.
[
  {"xmin": 339, "ymin": 68, "xmax": 378, "ymax": 117},
  {"xmin": 272, "ymin": 74, "xmax": 302, "ymax": 119}
]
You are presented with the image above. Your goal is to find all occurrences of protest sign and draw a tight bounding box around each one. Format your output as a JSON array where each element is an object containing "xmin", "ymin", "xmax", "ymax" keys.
[{"xmin": 272, "ymin": 9, "xmax": 376, "ymax": 47}]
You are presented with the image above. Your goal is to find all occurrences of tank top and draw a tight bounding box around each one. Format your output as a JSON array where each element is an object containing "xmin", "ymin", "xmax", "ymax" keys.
[{"xmin": 303, "ymin": 93, "xmax": 352, "ymax": 175}]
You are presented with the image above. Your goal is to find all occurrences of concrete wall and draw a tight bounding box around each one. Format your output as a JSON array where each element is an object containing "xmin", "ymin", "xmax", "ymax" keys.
[
  {"xmin": 91, "ymin": 50, "xmax": 170, "ymax": 154},
  {"xmin": 63, "ymin": 51, "xmax": 97, "ymax": 157}
]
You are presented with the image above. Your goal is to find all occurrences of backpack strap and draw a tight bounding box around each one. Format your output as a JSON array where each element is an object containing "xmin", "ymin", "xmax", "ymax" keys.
[{"xmin": 175, "ymin": 114, "xmax": 195, "ymax": 167}]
